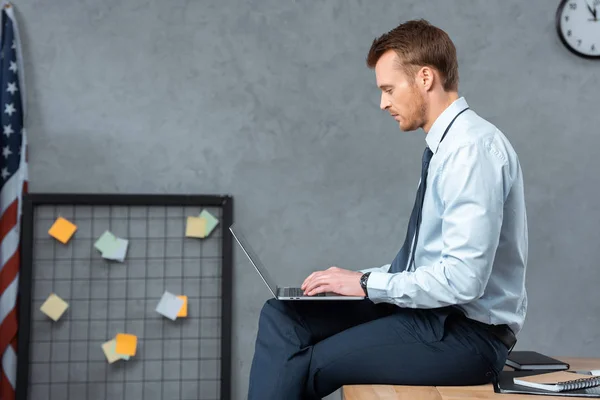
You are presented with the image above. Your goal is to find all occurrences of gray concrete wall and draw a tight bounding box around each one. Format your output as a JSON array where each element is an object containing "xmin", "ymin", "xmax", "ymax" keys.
[{"xmin": 15, "ymin": 0, "xmax": 600, "ymax": 398}]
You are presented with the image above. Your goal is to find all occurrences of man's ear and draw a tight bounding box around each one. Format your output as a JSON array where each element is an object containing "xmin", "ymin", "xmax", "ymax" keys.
[{"xmin": 417, "ymin": 66, "xmax": 435, "ymax": 91}]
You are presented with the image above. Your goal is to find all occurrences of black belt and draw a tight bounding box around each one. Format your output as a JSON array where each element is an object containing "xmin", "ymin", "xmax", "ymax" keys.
[
  {"xmin": 468, "ymin": 318, "xmax": 517, "ymax": 351},
  {"xmin": 449, "ymin": 309, "xmax": 516, "ymax": 350}
]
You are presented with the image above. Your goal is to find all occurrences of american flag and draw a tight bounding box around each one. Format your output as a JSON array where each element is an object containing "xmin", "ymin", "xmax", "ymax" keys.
[{"xmin": 0, "ymin": 3, "xmax": 27, "ymax": 400}]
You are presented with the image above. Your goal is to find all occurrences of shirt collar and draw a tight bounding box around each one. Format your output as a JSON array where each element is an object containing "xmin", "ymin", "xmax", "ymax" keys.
[{"xmin": 425, "ymin": 97, "xmax": 469, "ymax": 154}]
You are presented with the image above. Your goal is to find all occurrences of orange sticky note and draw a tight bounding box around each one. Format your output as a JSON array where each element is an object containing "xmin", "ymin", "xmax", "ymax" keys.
[
  {"xmin": 115, "ymin": 333, "xmax": 137, "ymax": 356},
  {"xmin": 177, "ymin": 295, "xmax": 188, "ymax": 317},
  {"xmin": 48, "ymin": 217, "xmax": 77, "ymax": 244}
]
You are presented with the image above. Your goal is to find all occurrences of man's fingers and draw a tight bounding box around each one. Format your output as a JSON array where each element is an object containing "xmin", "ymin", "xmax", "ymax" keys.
[
  {"xmin": 302, "ymin": 268, "xmax": 340, "ymax": 292},
  {"xmin": 303, "ymin": 277, "xmax": 319, "ymax": 293},
  {"xmin": 301, "ymin": 272, "xmax": 315, "ymax": 290},
  {"xmin": 303, "ymin": 275, "xmax": 329, "ymax": 294},
  {"xmin": 302, "ymin": 270, "xmax": 328, "ymax": 290},
  {"xmin": 301, "ymin": 271, "xmax": 321, "ymax": 289},
  {"xmin": 306, "ymin": 282, "xmax": 331, "ymax": 296}
]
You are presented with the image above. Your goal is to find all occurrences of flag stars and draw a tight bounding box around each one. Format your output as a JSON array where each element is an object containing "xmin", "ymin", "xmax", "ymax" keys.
[
  {"xmin": 6, "ymin": 82, "xmax": 17, "ymax": 95},
  {"xmin": 4, "ymin": 103, "xmax": 15, "ymax": 116},
  {"xmin": 3, "ymin": 124, "xmax": 14, "ymax": 137},
  {"xmin": 1, "ymin": 18, "xmax": 23, "ymax": 186}
]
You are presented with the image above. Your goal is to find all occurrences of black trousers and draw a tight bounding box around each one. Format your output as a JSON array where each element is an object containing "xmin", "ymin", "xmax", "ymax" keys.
[{"xmin": 247, "ymin": 298, "xmax": 509, "ymax": 400}]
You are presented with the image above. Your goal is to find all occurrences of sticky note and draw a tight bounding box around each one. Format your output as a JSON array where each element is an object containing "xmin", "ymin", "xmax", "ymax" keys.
[
  {"xmin": 199, "ymin": 209, "xmax": 219, "ymax": 237},
  {"xmin": 102, "ymin": 339, "xmax": 123, "ymax": 363},
  {"xmin": 40, "ymin": 293, "xmax": 69, "ymax": 321},
  {"xmin": 102, "ymin": 339, "xmax": 129, "ymax": 363},
  {"xmin": 185, "ymin": 216, "xmax": 206, "ymax": 238},
  {"xmin": 115, "ymin": 333, "xmax": 137, "ymax": 356},
  {"xmin": 117, "ymin": 347, "xmax": 130, "ymax": 361},
  {"xmin": 102, "ymin": 339, "xmax": 120, "ymax": 363},
  {"xmin": 156, "ymin": 291, "xmax": 184, "ymax": 321},
  {"xmin": 177, "ymin": 295, "xmax": 188, "ymax": 317},
  {"xmin": 103, "ymin": 238, "xmax": 128, "ymax": 262},
  {"xmin": 94, "ymin": 231, "xmax": 117, "ymax": 253},
  {"xmin": 48, "ymin": 217, "xmax": 77, "ymax": 244}
]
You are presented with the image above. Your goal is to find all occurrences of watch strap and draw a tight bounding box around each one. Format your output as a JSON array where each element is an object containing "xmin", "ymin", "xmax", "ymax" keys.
[{"xmin": 360, "ymin": 272, "xmax": 371, "ymax": 297}]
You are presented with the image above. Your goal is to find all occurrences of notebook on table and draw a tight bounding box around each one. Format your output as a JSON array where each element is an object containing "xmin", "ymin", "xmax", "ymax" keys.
[
  {"xmin": 506, "ymin": 351, "xmax": 570, "ymax": 370},
  {"xmin": 494, "ymin": 370, "xmax": 600, "ymax": 397},
  {"xmin": 515, "ymin": 371, "xmax": 600, "ymax": 392}
]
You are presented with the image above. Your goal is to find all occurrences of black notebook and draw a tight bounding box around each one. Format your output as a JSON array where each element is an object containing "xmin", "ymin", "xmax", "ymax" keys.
[
  {"xmin": 506, "ymin": 351, "xmax": 570, "ymax": 370},
  {"xmin": 495, "ymin": 371, "xmax": 600, "ymax": 397}
]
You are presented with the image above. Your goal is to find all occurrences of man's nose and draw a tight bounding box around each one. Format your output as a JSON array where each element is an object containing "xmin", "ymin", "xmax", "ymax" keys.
[{"xmin": 380, "ymin": 93, "xmax": 390, "ymax": 110}]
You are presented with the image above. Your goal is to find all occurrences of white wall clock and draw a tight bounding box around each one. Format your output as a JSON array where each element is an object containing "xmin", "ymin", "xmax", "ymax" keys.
[{"xmin": 556, "ymin": 0, "xmax": 600, "ymax": 59}]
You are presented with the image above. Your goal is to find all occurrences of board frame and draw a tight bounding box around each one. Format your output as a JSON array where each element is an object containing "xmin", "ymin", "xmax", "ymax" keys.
[{"xmin": 16, "ymin": 193, "xmax": 233, "ymax": 400}]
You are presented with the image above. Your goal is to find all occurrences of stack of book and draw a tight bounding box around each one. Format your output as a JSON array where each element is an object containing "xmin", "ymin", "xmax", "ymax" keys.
[{"xmin": 495, "ymin": 351, "xmax": 600, "ymax": 397}]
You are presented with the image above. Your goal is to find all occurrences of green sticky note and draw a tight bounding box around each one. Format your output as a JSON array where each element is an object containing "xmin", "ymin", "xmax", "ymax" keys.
[
  {"xmin": 94, "ymin": 231, "xmax": 117, "ymax": 253},
  {"xmin": 103, "ymin": 238, "xmax": 129, "ymax": 262},
  {"xmin": 199, "ymin": 209, "xmax": 219, "ymax": 236}
]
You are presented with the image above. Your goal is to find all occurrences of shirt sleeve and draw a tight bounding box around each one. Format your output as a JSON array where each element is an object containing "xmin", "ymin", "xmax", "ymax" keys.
[
  {"xmin": 366, "ymin": 143, "xmax": 505, "ymax": 308},
  {"xmin": 359, "ymin": 264, "xmax": 391, "ymax": 274}
]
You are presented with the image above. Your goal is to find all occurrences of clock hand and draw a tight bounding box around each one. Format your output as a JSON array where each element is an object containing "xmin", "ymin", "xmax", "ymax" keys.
[{"xmin": 587, "ymin": 2, "xmax": 598, "ymax": 20}]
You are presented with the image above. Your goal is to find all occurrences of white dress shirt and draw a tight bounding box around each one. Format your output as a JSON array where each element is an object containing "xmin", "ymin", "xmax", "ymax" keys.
[{"xmin": 362, "ymin": 97, "xmax": 528, "ymax": 335}]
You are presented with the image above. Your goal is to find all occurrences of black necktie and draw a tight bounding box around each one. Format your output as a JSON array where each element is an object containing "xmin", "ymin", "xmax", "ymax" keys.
[
  {"xmin": 389, "ymin": 147, "xmax": 433, "ymax": 273},
  {"xmin": 389, "ymin": 107, "xmax": 469, "ymax": 273}
]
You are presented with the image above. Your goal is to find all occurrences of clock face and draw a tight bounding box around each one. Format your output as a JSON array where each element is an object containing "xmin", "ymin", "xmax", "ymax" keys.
[{"xmin": 556, "ymin": 0, "xmax": 600, "ymax": 58}]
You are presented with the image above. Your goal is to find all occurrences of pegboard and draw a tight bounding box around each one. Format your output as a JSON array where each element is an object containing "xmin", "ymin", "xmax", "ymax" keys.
[{"xmin": 16, "ymin": 194, "xmax": 233, "ymax": 400}]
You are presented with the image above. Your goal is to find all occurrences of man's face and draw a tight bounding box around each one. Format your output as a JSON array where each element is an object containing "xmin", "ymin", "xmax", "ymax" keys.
[{"xmin": 375, "ymin": 50, "xmax": 427, "ymax": 132}]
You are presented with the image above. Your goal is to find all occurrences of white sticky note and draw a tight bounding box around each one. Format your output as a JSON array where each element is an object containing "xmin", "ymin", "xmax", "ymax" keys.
[
  {"xmin": 103, "ymin": 238, "xmax": 128, "ymax": 262},
  {"xmin": 156, "ymin": 291, "xmax": 185, "ymax": 321}
]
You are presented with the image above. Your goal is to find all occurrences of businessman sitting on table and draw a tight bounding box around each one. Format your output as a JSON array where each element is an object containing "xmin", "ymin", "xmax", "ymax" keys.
[{"xmin": 247, "ymin": 18, "xmax": 528, "ymax": 400}]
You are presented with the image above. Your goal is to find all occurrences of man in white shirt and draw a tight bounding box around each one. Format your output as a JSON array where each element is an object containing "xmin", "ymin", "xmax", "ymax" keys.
[{"xmin": 247, "ymin": 19, "xmax": 528, "ymax": 400}]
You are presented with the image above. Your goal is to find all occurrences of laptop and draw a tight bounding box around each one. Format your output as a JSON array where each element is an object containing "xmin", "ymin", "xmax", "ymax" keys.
[{"xmin": 229, "ymin": 224, "xmax": 364, "ymax": 301}]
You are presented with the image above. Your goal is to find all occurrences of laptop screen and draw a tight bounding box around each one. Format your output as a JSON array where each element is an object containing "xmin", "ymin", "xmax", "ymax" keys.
[{"xmin": 229, "ymin": 224, "xmax": 278, "ymax": 297}]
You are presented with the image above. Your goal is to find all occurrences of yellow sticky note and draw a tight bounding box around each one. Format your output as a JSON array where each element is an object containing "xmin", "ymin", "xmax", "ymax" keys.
[
  {"xmin": 115, "ymin": 333, "xmax": 137, "ymax": 356},
  {"xmin": 185, "ymin": 216, "xmax": 206, "ymax": 238},
  {"xmin": 102, "ymin": 339, "xmax": 121, "ymax": 364},
  {"xmin": 177, "ymin": 295, "xmax": 188, "ymax": 317},
  {"xmin": 40, "ymin": 293, "xmax": 69, "ymax": 321},
  {"xmin": 48, "ymin": 217, "xmax": 77, "ymax": 244}
]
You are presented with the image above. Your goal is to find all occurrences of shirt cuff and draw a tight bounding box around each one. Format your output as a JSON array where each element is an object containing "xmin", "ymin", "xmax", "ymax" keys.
[{"xmin": 365, "ymin": 271, "xmax": 395, "ymax": 302}]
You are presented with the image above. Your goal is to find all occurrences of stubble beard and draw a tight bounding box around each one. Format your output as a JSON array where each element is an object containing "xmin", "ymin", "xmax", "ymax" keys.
[{"xmin": 403, "ymin": 85, "xmax": 428, "ymax": 132}]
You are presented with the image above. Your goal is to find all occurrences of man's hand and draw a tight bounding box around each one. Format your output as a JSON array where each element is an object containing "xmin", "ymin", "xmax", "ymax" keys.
[{"xmin": 300, "ymin": 266, "xmax": 364, "ymax": 296}]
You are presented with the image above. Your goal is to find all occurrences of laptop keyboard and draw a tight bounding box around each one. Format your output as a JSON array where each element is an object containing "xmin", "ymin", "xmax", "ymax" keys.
[{"xmin": 282, "ymin": 288, "xmax": 327, "ymax": 297}]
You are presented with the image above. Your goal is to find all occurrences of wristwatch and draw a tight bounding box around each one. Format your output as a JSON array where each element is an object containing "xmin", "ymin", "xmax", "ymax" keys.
[{"xmin": 359, "ymin": 272, "xmax": 371, "ymax": 297}]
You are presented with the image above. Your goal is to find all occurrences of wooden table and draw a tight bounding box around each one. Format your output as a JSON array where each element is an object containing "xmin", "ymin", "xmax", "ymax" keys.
[{"xmin": 342, "ymin": 357, "xmax": 600, "ymax": 400}]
